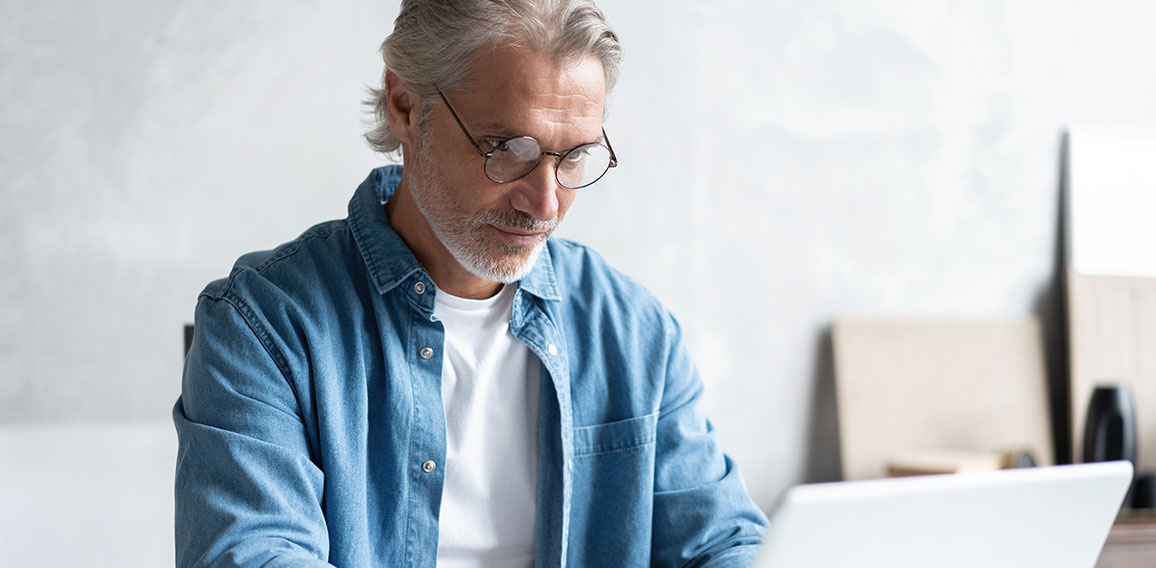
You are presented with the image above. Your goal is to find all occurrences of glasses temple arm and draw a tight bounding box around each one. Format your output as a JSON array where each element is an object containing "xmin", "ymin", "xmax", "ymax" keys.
[
  {"xmin": 437, "ymin": 91, "xmax": 488, "ymax": 157},
  {"xmin": 602, "ymin": 127, "xmax": 618, "ymax": 167}
]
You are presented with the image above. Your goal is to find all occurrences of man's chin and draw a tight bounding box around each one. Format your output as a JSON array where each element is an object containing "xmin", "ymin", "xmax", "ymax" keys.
[{"xmin": 464, "ymin": 241, "xmax": 545, "ymax": 284}]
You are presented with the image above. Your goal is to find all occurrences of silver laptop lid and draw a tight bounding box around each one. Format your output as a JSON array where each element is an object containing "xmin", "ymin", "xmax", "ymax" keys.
[{"xmin": 755, "ymin": 461, "xmax": 1133, "ymax": 568}]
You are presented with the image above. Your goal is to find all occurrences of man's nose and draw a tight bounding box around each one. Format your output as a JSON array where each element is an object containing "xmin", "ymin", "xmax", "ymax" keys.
[{"xmin": 510, "ymin": 159, "xmax": 562, "ymax": 221}]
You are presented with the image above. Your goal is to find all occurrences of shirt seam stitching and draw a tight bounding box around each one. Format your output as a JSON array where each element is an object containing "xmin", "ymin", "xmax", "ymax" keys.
[
  {"xmin": 204, "ymin": 291, "xmax": 297, "ymax": 395},
  {"xmin": 572, "ymin": 436, "xmax": 657, "ymax": 457},
  {"xmin": 252, "ymin": 221, "xmax": 346, "ymax": 275}
]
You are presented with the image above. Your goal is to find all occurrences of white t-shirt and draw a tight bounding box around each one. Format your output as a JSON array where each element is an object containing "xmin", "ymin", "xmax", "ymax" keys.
[{"xmin": 434, "ymin": 284, "xmax": 540, "ymax": 568}]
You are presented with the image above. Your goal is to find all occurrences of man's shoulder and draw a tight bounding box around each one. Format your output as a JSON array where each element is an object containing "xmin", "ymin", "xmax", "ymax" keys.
[
  {"xmin": 545, "ymin": 237, "xmax": 667, "ymax": 318},
  {"xmin": 201, "ymin": 218, "xmax": 358, "ymax": 305}
]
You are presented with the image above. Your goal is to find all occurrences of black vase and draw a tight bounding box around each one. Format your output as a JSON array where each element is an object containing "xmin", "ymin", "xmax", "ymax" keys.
[{"xmin": 1082, "ymin": 384, "xmax": 1138, "ymax": 465}]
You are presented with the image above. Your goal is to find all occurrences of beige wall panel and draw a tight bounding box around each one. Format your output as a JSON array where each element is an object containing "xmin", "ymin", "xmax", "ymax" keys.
[
  {"xmin": 1067, "ymin": 270, "xmax": 1156, "ymax": 469},
  {"xmin": 834, "ymin": 318, "xmax": 1054, "ymax": 480}
]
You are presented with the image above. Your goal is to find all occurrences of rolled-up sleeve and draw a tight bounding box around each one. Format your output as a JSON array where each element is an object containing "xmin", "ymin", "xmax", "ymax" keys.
[
  {"xmin": 174, "ymin": 292, "xmax": 333, "ymax": 568},
  {"xmin": 651, "ymin": 311, "xmax": 769, "ymax": 568}
]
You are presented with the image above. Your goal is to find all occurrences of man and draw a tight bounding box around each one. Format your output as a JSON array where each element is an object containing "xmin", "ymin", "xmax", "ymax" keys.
[{"xmin": 174, "ymin": 1, "xmax": 768, "ymax": 566}]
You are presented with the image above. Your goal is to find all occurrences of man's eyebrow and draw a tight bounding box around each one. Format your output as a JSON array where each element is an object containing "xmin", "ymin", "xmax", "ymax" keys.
[
  {"xmin": 470, "ymin": 122, "xmax": 522, "ymax": 139},
  {"xmin": 471, "ymin": 121, "xmax": 605, "ymax": 149}
]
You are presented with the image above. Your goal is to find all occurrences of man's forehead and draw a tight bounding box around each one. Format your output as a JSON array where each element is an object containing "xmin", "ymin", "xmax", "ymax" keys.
[
  {"xmin": 467, "ymin": 91, "xmax": 602, "ymax": 125},
  {"xmin": 452, "ymin": 48, "xmax": 606, "ymax": 140}
]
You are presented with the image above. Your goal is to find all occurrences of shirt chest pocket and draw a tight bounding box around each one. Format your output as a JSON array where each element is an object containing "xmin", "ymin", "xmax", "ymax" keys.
[
  {"xmin": 572, "ymin": 411, "xmax": 659, "ymax": 457},
  {"xmin": 567, "ymin": 412, "xmax": 660, "ymax": 566}
]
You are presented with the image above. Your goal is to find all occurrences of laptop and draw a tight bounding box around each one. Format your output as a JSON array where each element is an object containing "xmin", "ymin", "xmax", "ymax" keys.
[{"xmin": 754, "ymin": 461, "xmax": 1133, "ymax": 568}]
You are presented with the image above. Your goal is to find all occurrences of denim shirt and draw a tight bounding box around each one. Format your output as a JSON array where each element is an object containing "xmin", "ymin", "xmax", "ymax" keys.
[{"xmin": 173, "ymin": 165, "xmax": 768, "ymax": 568}]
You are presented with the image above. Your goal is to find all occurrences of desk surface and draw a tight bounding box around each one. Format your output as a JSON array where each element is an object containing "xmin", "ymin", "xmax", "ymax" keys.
[
  {"xmin": 1097, "ymin": 511, "xmax": 1156, "ymax": 568},
  {"xmin": 0, "ymin": 422, "xmax": 175, "ymax": 568}
]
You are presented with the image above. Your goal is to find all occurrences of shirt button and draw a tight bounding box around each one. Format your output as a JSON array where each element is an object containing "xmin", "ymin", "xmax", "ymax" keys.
[
  {"xmin": 548, "ymin": 344, "xmax": 559, "ymax": 356},
  {"xmin": 422, "ymin": 460, "xmax": 437, "ymax": 473},
  {"xmin": 414, "ymin": 281, "xmax": 427, "ymax": 294},
  {"xmin": 420, "ymin": 347, "xmax": 434, "ymax": 360}
]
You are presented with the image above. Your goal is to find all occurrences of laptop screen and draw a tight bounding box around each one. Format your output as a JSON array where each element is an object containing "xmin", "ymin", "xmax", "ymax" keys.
[{"xmin": 754, "ymin": 461, "xmax": 1132, "ymax": 568}]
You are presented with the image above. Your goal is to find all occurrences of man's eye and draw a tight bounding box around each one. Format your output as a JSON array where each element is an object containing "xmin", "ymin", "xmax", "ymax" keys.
[{"xmin": 564, "ymin": 146, "xmax": 596, "ymax": 164}]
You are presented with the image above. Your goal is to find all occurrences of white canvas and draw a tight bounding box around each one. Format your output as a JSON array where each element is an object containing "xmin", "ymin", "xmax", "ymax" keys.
[{"xmin": 1067, "ymin": 127, "xmax": 1156, "ymax": 278}]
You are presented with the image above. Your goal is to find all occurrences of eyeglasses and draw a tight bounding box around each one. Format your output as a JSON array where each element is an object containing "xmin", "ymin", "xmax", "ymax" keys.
[{"xmin": 437, "ymin": 91, "xmax": 617, "ymax": 190}]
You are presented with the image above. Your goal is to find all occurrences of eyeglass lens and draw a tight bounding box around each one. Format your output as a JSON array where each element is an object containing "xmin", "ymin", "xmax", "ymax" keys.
[{"xmin": 485, "ymin": 136, "xmax": 613, "ymax": 189}]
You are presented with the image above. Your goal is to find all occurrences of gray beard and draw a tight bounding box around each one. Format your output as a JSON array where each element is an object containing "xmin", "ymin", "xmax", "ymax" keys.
[{"xmin": 406, "ymin": 152, "xmax": 555, "ymax": 284}]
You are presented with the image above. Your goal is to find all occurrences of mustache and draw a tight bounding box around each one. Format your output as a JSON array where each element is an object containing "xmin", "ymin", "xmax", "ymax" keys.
[{"xmin": 475, "ymin": 209, "xmax": 558, "ymax": 233}]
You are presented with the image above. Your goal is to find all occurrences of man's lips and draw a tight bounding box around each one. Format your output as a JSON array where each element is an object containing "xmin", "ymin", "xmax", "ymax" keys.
[{"xmin": 490, "ymin": 225, "xmax": 548, "ymax": 247}]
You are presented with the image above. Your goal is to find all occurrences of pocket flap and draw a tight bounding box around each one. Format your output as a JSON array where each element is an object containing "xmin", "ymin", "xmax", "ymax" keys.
[{"xmin": 573, "ymin": 412, "xmax": 659, "ymax": 457}]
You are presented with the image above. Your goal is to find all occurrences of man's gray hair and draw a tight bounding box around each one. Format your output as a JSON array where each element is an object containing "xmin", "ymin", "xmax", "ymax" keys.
[{"xmin": 364, "ymin": 0, "xmax": 623, "ymax": 155}]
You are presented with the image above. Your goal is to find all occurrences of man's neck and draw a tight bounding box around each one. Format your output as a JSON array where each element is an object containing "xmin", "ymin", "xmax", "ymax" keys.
[{"xmin": 385, "ymin": 177, "xmax": 503, "ymax": 300}]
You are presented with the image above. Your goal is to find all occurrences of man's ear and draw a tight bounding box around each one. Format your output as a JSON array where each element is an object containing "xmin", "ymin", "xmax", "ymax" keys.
[{"xmin": 385, "ymin": 70, "xmax": 422, "ymax": 146}]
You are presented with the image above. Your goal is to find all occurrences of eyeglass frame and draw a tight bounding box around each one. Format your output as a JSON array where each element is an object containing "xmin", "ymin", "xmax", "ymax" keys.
[{"xmin": 436, "ymin": 91, "xmax": 618, "ymax": 189}]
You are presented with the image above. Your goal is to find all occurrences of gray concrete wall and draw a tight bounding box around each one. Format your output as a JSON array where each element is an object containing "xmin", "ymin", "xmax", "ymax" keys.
[{"xmin": 3, "ymin": 2, "xmax": 1156, "ymax": 564}]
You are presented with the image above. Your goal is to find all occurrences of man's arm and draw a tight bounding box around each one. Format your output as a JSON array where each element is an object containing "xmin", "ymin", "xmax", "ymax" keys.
[
  {"xmin": 174, "ymin": 293, "xmax": 334, "ymax": 568},
  {"xmin": 650, "ymin": 311, "xmax": 769, "ymax": 568}
]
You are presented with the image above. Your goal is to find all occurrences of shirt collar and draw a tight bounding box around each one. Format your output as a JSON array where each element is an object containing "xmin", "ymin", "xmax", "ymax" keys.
[
  {"xmin": 519, "ymin": 238, "xmax": 562, "ymax": 302},
  {"xmin": 349, "ymin": 165, "xmax": 562, "ymax": 302}
]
